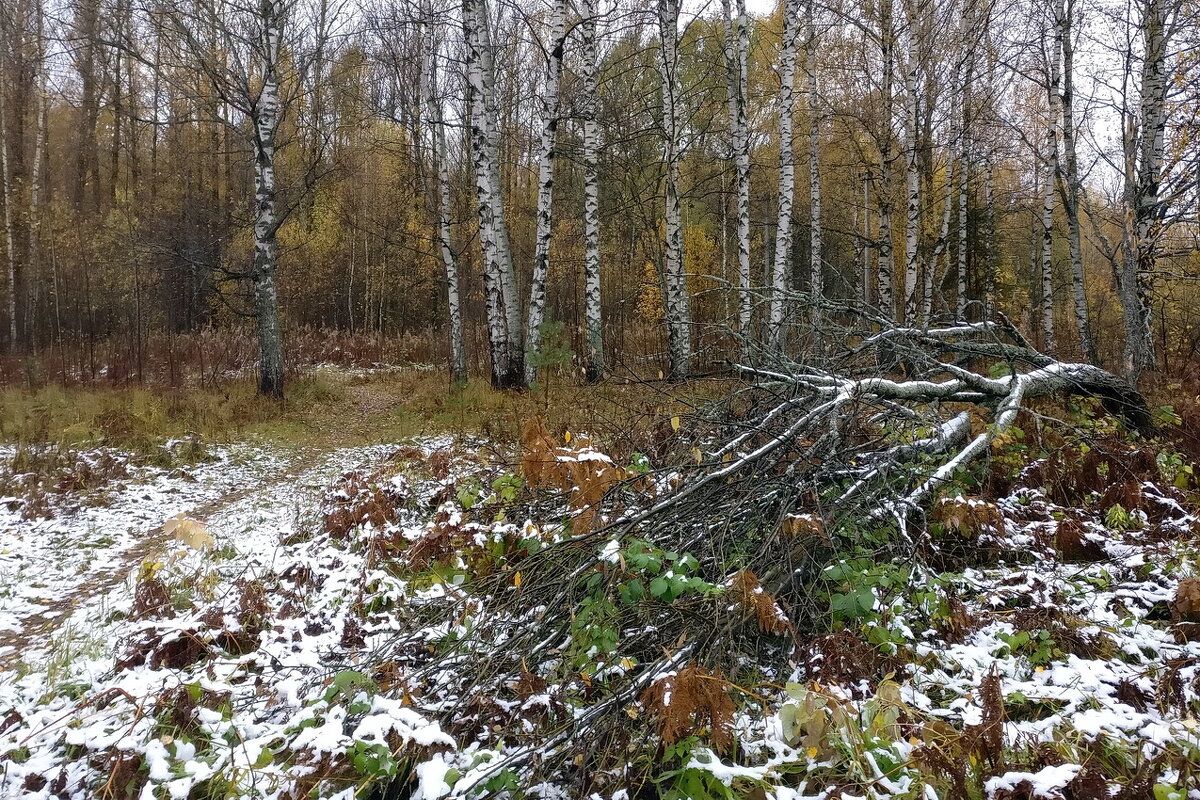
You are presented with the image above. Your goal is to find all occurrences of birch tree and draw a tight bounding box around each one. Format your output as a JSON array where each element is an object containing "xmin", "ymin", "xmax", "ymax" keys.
[
  {"xmin": 464, "ymin": 0, "xmax": 523, "ymax": 387},
  {"xmin": 901, "ymin": 0, "xmax": 920, "ymax": 326},
  {"xmin": 1056, "ymin": 0, "xmax": 1095, "ymax": 363},
  {"xmin": 155, "ymin": 0, "xmax": 337, "ymax": 398},
  {"xmin": 422, "ymin": 11, "xmax": 466, "ymax": 385},
  {"xmin": 807, "ymin": 0, "xmax": 822, "ymax": 330},
  {"xmin": 523, "ymin": 0, "xmax": 568, "ymax": 386},
  {"xmin": 723, "ymin": 0, "xmax": 751, "ymax": 346},
  {"xmin": 1039, "ymin": 8, "xmax": 1062, "ymax": 354},
  {"xmin": 248, "ymin": 0, "xmax": 287, "ymax": 397},
  {"xmin": 581, "ymin": 0, "xmax": 604, "ymax": 382},
  {"xmin": 658, "ymin": 0, "xmax": 691, "ymax": 378},
  {"xmin": 769, "ymin": 0, "xmax": 800, "ymax": 350},
  {"xmin": 0, "ymin": 4, "xmax": 16, "ymax": 351},
  {"xmin": 1116, "ymin": 0, "xmax": 1173, "ymax": 383},
  {"xmin": 875, "ymin": 0, "xmax": 897, "ymax": 324}
]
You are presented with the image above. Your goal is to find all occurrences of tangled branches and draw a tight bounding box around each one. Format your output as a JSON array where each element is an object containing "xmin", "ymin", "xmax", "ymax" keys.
[{"xmin": 374, "ymin": 321, "xmax": 1152, "ymax": 793}]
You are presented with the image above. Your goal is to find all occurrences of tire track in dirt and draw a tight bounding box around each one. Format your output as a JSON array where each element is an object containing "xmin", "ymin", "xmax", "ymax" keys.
[{"xmin": 0, "ymin": 443, "xmax": 388, "ymax": 671}]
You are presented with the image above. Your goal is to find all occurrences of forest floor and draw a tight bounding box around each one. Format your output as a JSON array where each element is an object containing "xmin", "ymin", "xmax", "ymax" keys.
[{"xmin": 0, "ymin": 367, "xmax": 1197, "ymax": 799}]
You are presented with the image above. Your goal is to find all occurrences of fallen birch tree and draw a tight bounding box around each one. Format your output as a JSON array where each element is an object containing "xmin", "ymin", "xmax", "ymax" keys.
[{"xmin": 373, "ymin": 315, "xmax": 1154, "ymax": 791}]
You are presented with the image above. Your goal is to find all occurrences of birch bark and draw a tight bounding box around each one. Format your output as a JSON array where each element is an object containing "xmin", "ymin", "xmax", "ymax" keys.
[
  {"xmin": 769, "ymin": 0, "xmax": 800, "ymax": 350},
  {"xmin": 1039, "ymin": 13, "xmax": 1062, "ymax": 354},
  {"xmin": 901, "ymin": 0, "xmax": 920, "ymax": 326},
  {"xmin": 423, "ymin": 18, "xmax": 467, "ymax": 385},
  {"xmin": 0, "ymin": 63, "xmax": 14, "ymax": 351},
  {"xmin": 658, "ymin": 0, "xmax": 691, "ymax": 378},
  {"xmin": 251, "ymin": 0, "xmax": 286, "ymax": 398},
  {"xmin": 957, "ymin": 5, "xmax": 975, "ymax": 320},
  {"xmin": 723, "ymin": 0, "xmax": 751, "ymax": 345},
  {"xmin": 464, "ymin": 0, "xmax": 522, "ymax": 387},
  {"xmin": 524, "ymin": 0, "xmax": 567, "ymax": 385},
  {"xmin": 807, "ymin": 0, "xmax": 822, "ymax": 331},
  {"xmin": 582, "ymin": 0, "xmax": 604, "ymax": 382},
  {"xmin": 876, "ymin": 0, "xmax": 896, "ymax": 324},
  {"xmin": 1119, "ymin": 0, "xmax": 1170, "ymax": 383},
  {"xmin": 1057, "ymin": 0, "xmax": 1095, "ymax": 362}
]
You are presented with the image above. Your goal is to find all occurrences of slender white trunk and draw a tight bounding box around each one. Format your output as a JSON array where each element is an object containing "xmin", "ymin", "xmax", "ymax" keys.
[
  {"xmin": 925, "ymin": 157, "xmax": 953, "ymax": 327},
  {"xmin": 982, "ymin": 158, "xmax": 995, "ymax": 316},
  {"xmin": 770, "ymin": 0, "xmax": 800, "ymax": 350},
  {"xmin": 28, "ymin": 0, "xmax": 46, "ymax": 349},
  {"xmin": 724, "ymin": 0, "xmax": 751, "ymax": 346},
  {"xmin": 1058, "ymin": 0, "xmax": 1094, "ymax": 363},
  {"xmin": 807, "ymin": 0, "xmax": 821, "ymax": 330},
  {"xmin": 465, "ymin": 0, "xmax": 522, "ymax": 387},
  {"xmin": 658, "ymin": 0, "xmax": 691, "ymax": 378},
  {"xmin": 1120, "ymin": 0, "xmax": 1169, "ymax": 383},
  {"xmin": 423, "ymin": 20, "xmax": 466, "ymax": 384},
  {"xmin": 876, "ymin": 0, "xmax": 896, "ymax": 324},
  {"xmin": 901, "ymin": 2, "xmax": 920, "ymax": 326},
  {"xmin": 0, "ymin": 68, "xmax": 15, "ymax": 352},
  {"xmin": 1040, "ymin": 11, "xmax": 1061, "ymax": 354},
  {"xmin": 957, "ymin": 19, "xmax": 973, "ymax": 321},
  {"xmin": 860, "ymin": 174, "xmax": 871, "ymax": 312},
  {"xmin": 582, "ymin": 0, "xmax": 603, "ymax": 382},
  {"xmin": 524, "ymin": 0, "xmax": 567, "ymax": 385},
  {"xmin": 252, "ymin": 1, "xmax": 285, "ymax": 398}
]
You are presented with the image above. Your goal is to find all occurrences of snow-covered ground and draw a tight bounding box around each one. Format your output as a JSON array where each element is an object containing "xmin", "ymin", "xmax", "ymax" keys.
[{"xmin": 0, "ymin": 432, "xmax": 1198, "ymax": 799}]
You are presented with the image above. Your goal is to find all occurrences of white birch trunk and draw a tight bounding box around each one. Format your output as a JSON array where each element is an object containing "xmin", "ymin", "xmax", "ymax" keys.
[
  {"xmin": 807, "ymin": 0, "xmax": 821, "ymax": 330},
  {"xmin": 252, "ymin": 0, "xmax": 286, "ymax": 398},
  {"xmin": 956, "ymin": 22, "xmax": 973, "ymax": 321},
  {"xmin": 724, "ymin": 0, "xmax": 751, "ymax": 346},
  {"xmin": 582, "ymin": 0, "xmax": 604, "ymax": 382},
  {"xmin": 465, "ymin": 0, "xmax": 522, "ymax": 387},
  {"xmin": 1058, "ymin": 0, "xmax": 1094, "ymax": 363},
  {"xmin": 769, "ymin": 0, "xmax": 800, "ymax": 350},
  {"xmin": 0, "ymin": 67, "xmax": 15, "ymax": 352},
  {"xmin": 423, "ymin": 20, "xmax": 467, "ymax": 385},
  {"xmin": 901, "ymin": 3, "xmax": 920, "ymax": 326},
  {"xmin": 925, "ymin": 158, "xmax": 953, "ymax": 327},
  {"xmin": 28, "ymin": 0, "xmax": 46, "ymax": 349},
  {"xmin": 658, "ymin": 0, "xmax": 691, "ymax": 378},
  {"xmin": 860, "ymin": 174, "xmax": 872, "ymax": 312},
  {"xmin": 1039, "ymin": 13, "xmax": 1061, "ymax": 354},
  {"xmin": 876, "ymin": 0, "xmax": 896, "ymax": 324},
  {"xmin": 1120, "ymin": 0, "xmax": 1169, "ymax": 383},
  {"xmin": 524, "ymin": 0, "xmax": 567, "ymax": 385}
]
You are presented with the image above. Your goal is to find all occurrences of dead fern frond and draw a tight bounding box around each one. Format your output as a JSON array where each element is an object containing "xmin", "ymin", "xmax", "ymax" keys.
[
  {"xmin": 729, "ymin": 570, "xmax": 793, "ymax": 634},
  {"xmin": 640, "ymin": 664, "xmax": 737, "ymax": 753}
]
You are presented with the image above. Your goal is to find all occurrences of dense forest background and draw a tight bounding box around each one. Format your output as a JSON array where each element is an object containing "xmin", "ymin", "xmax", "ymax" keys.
[{"xmin": 0, "ymin": 0, "xmax": 1197, "ymax": 389}]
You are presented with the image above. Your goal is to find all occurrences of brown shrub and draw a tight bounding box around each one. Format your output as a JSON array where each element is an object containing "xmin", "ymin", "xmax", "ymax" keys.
[
  {"xmin": 1054, "ymin": 519, "xmax": 1107, "ymax": 563},
  {"xmin": 520, "ymin": 417, "xmax": 626, "ymax": 536},
  {"xmin": 728, "ymin": 570, "xmax": 793, "ymax": 635},
  {"xmin": 131, "ymin": 573, "xmax": 173, "ymax": 620},
  {"xmin": 323, "ymin": 469, "xmax": 407, "ymax": 538},
  {"xmin": 1170, "ymin": 578, "xmax": 1200, "ymax": 622},
  {"xmin": 796, "ymin": 631, "xmax": 896, "ymax": 694},
  {"xmin": 116, "ymin": 627, "xmax": 210, "ymax": 671},
  {"xmin": 640, "ymin": 664, "xmax": 737, "ymax": 753},
  {"xmin": 932, "ymin": 496, "xmax": 1006, "ymax": 538}
]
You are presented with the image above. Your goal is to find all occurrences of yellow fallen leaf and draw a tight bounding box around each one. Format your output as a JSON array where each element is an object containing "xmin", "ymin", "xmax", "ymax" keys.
[
  {"xmin": 563, "ymin": 431, "xmax": 572, "ymax": 443},
  {"xmin": 513, "ymin": 571, "xmax": 522, "ymax": 588},
  {"xmin": 670, "ymin": 416, "xmax": 681, "ymax": 432},
  {"xmin": 164, "ymin": 514, "xmax": 215, "ymax": 550}
]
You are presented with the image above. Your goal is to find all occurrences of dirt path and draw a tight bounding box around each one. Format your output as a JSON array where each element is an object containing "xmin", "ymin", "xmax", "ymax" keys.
[{"xmin": 0, "ymin": 372, "xmax": 432, "ymax": 670}]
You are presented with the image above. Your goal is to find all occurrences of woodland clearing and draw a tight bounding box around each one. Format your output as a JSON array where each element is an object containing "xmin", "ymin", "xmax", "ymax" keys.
[{"xmin": 0, "ymin": 362, "xmax": 1197, "ymax": 799}]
